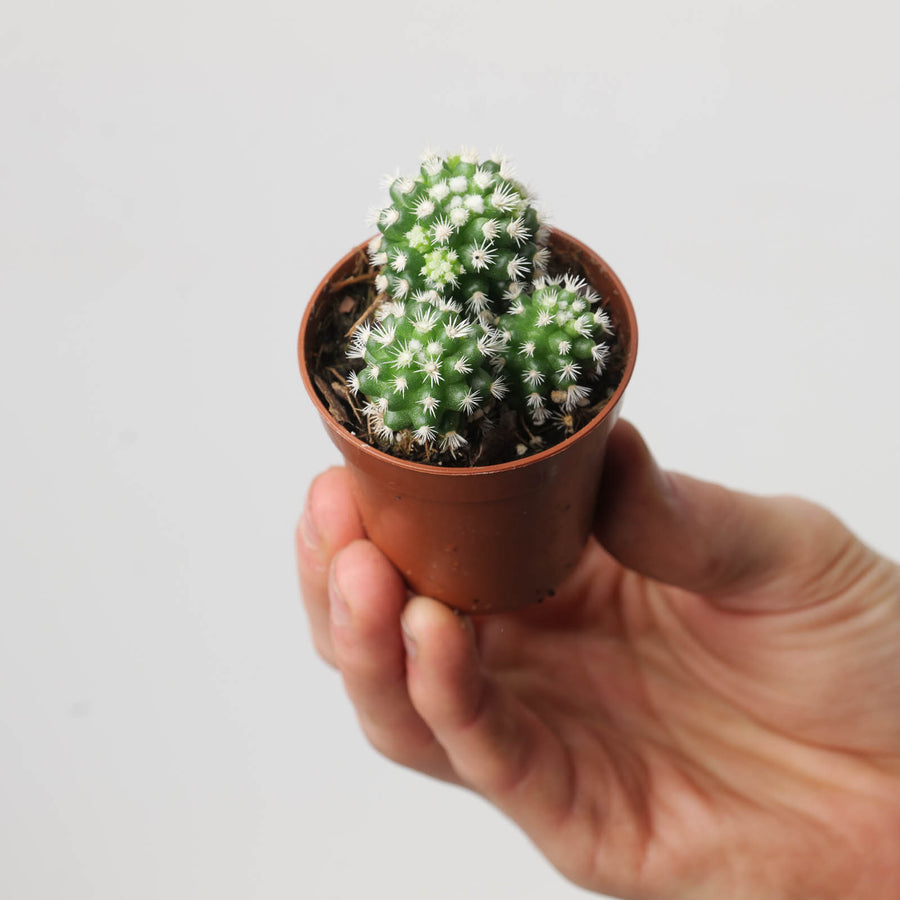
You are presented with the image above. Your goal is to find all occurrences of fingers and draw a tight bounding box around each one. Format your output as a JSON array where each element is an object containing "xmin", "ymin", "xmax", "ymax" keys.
[
  {"xmin": 329, "ymin": 543, "xmax": 455, "ymax": 780},
  {"xmin": 402, "ymin": 596, "xmax": 574, "ymax": 838},
  {"xmin": 298, "ymin": 471, "xmax": 455, "ymax": 779},
  {"xmin": 594, "ymin": 420, "xmax": 862, "ymax": 608},
  {"xmin": 295, "ymin": 467, "xmax": 365, "ymax": 665}
]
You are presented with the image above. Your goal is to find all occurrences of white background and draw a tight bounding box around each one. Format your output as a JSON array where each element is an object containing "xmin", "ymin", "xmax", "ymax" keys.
[{"xmin": 2, "ymin": 2, "xmax": 898, "ymax": 898}]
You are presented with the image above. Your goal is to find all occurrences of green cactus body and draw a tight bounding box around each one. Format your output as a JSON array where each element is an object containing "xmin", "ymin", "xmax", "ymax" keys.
[
  {"xmin": 497, "ymin": 276, "xmax": 615, "ymax": 425},
  {"xmin": 347, "ymin": 296, "xmax": 508, "ymax": 451},
  {"xmin": 369, "ymin": 151, "xmax": 549, "ymax": 318}
]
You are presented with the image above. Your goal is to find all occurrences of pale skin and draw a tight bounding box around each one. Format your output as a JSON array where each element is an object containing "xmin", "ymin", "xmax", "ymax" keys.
[{"xmin": 296, "ymin": 420, "xmax": 900, "ymax": 900}]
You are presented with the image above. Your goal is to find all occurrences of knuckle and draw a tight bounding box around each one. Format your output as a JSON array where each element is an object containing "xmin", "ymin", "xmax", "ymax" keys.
[
  {"xmin": 314, "ymin": 648, "xmax": 337, "ymax": 670},
  {"xmin": 361, "ymin": 720, "xmax": 435, "ymax": 771},
  {"xmin": 363, "ymin": 726, "xmax": 405, "ymax": 763},
  {"xmin": 311, "ymin": 633, "xmax": 337, "ymax": 668}
]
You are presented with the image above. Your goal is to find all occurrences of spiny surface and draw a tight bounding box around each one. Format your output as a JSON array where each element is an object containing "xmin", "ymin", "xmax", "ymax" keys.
[
  {"xmin": 498, "ymin": 275, "xmax": 616, "ymax": 426},
  {"xmin": 369, "ymin": 150, "xmax": 549, "ymax": 318},
  {"xmin": 347, "ymin": 295, "xmax": 508, "ymax": 453}
]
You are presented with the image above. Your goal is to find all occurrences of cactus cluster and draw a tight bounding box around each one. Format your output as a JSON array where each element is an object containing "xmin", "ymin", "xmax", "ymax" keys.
[{"xmin": 347, "ymin": 150, "xmax": 615, "ymax": 455}]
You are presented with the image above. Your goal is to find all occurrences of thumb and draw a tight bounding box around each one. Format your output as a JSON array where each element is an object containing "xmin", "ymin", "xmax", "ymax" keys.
[{"xmin": 593, "ymin": 421, "xmax": 857, "ymax": 607}]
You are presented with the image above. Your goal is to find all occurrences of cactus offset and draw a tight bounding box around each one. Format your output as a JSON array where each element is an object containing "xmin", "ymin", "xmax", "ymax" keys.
[
  {"xmin": 497, "ymin": 275, "xmax": 615, "ymax": 426},
  {"xmin": 347, "ymin": 294, "xmax": 508, "ymax": 452}
]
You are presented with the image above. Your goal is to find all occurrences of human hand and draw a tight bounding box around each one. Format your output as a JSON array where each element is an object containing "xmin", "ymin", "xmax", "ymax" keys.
[{"xmin": 296, "ymin": 421, "xmax": 900, "ymax": 899}]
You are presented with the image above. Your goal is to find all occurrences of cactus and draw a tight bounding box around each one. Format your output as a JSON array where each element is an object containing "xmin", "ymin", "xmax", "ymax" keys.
[
  {"xmin": 368, "ymin": 150, "xmax": 550, "ymax": 319},
  {"xmin": 346, "ymin": 293, "xmax": 509, "ymax": 453},
  {"xmin": 497, "ymin": 275, "xmax": 615, "ymax": 427},
  {"xmin": 345, "ymin": 150, "xmax": 616, "ymax": 455}
]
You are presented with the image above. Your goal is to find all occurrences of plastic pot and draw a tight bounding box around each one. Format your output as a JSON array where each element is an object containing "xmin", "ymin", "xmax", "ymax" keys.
[{"xmin": 298, "ymin": 229, "xmax": 638, "ymax": 613}]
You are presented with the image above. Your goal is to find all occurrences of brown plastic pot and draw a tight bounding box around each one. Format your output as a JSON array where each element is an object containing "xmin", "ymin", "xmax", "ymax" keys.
[{"xmin": 298, "ymin": 229, "xmax": 637, "ymax": 613}]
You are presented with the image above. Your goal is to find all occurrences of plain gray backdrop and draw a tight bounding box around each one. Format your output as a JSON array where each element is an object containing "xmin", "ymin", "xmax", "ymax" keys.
[{"xmin": 2, "ymin": 1, "xmax": 898, "ymax": 898}]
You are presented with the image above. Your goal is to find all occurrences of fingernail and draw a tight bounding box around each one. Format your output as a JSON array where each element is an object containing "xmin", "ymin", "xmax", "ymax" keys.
[
  {"xmin": 299, "ymin": 508, "xmax": 322, "ymax": 551},
  {"xmin": 400, "ymin": 613, "xmax": 417, "ymax": 660},
  {"xmin": 329, "ymin": 565, "xmax": 351, "ymax": 627}
]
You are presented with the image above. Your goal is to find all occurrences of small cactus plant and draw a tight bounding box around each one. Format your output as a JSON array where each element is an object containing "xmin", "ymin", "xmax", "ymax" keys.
[
  {"xmin": 347, "ymin": 294, "xmax": 508, "ymax": 453},
  {"xmin": 497, "ymin": 275, "xmax": 615, "ymax": 428},
  {"xmin": 368, "ymin": 149, "xmax": 550, "ymax": 318},
  {"xmin": 346, "ymin": 150, "xmax": 618, "ymax": 458}
]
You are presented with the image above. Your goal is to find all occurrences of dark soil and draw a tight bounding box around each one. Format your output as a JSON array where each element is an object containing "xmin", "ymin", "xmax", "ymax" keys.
[{"xmin": 306, "ymin": 245, "xmax": 628, "ymax": 468}]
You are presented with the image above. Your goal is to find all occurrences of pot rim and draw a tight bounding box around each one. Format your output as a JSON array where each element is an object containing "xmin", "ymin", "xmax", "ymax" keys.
[{"xmin": 298, "ymin": 228, "xmax": 638, "ymax": 477}]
